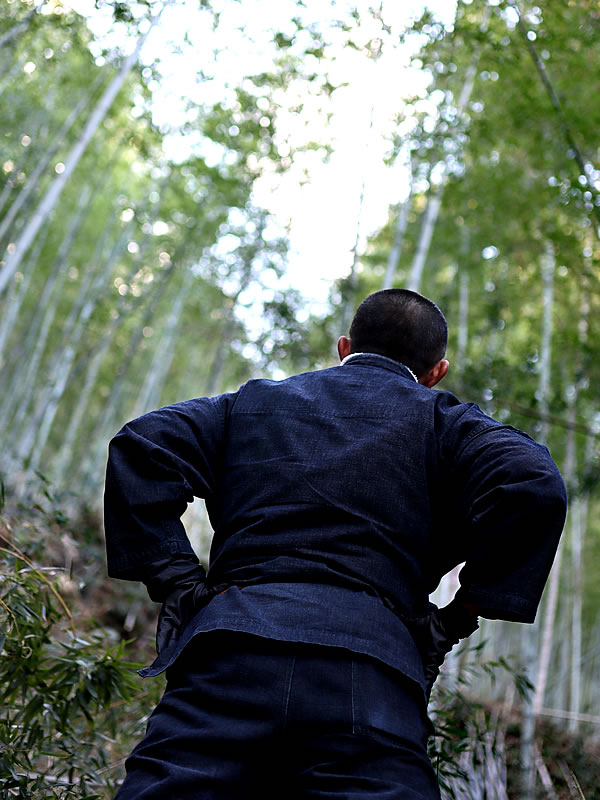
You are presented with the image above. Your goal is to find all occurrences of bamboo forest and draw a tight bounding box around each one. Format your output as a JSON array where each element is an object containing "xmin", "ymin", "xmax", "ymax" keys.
[{"xmin": 1, "ymin": 0, "xmax": 599, "ymax": 797}]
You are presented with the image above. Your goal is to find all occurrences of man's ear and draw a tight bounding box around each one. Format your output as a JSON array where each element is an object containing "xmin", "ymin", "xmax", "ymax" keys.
[
  {"xmin": 337, "ymin": 336, "xmax": 352, "ymax": 362},
  {"xmin": 419, "ymin": 359, "xmax": 449, "ymax": 388}
]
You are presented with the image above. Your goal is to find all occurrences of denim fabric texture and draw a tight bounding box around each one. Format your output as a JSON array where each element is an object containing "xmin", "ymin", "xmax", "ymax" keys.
[
  {"xmin": 114, "ymin": 631, "xmax": 442, "ymax": 800},
  {"xmin": 104, "ymin": 354, "xmax": 567, "ymax": 687}
]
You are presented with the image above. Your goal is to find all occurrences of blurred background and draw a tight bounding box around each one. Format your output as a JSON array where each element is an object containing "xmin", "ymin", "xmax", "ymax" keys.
[{"xmin": 1, "ymin": 0, "xmax": 599, "ymax": 797}]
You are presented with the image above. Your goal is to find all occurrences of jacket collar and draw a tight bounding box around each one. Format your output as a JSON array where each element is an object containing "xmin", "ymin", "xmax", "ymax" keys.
[{"xmin": 340, "ymin": 352, "xmax": 419, "ymax": 383}]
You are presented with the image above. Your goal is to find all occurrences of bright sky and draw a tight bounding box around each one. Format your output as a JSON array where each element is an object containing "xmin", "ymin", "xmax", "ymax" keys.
[{"xmin": 68, "ymin": 0, "xmax": 458, "ymax": 308}]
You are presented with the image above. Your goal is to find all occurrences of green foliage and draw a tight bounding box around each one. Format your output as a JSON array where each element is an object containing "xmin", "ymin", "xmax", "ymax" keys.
[
  {"xmin": 428, "ymin": 645, "xmax": 532, "ymax": 796},
  {"xmin": 519, "ymin": 718, "xmax": 600, "ymax": 800},
  {"xmin": 428, "ymin": 646, "xmax": 599, "ymax": 799},
  {"xmin": 0, "ymin": 500, "xmax": 160, "ymax": 799}
]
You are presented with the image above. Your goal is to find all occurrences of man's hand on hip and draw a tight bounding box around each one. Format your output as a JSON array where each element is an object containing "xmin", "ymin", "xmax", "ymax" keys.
[
  {"xmin": 141, "ymin": 555, "xmax": 224, "ymax": 655},
  {"xmin": 413, "ymin": 600, "xmax": 480, "ymax": 699}
]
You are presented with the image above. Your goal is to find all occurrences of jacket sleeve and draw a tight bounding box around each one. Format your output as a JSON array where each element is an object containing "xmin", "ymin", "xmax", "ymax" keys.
[
  {"xmin": 103, "ymin": 393, "xmax": 236, "ymax": 580},
  {"xmin": 441, "ymin": 410, "xmax": 567, "ymax": 623}
]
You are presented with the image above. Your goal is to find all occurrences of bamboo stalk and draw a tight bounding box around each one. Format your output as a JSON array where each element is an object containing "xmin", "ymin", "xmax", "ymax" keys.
[
  {"xmin": 0, "ymin": 73, "xmax": 104, "ymax": 245},
  {"xmin": 0, "ymin": 7, "xmax": 165, "ymax": 295},
  {"xmin": 381, "ymin": 151, "xmax": 412, "ymax": 290},
  {"xmin": 0, "ymin": 2, "xmax": 45, "ymax": 50},
  {"xmin": 133, "ymin": 271, "xmax": 192, "ymax": 415},
  {"xmin": 406, "ymin": 6, "xmax": 490, "ymax": 293},
  {"xmin": 521, "ymin": 241, "xmax": 556, "ymax": 800}
]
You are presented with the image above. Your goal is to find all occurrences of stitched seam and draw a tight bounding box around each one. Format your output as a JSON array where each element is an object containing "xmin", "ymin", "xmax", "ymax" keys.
[
  {"xmin": 282, "ymin": 655, "xmax": 296, "ymax": 730},
  {"xmin": 351, "ymin": 659, "xmax": 357, "ymax": 735},
  {"xmin": 231, "ymin": 409, "xmax": 417, "ymax": 420},
  {"xmin": 453, "ymin": 421, "xmax": 499, "ymax": 459}
]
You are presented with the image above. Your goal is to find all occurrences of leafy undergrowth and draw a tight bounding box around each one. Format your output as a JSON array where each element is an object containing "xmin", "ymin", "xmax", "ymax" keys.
[
  {"xmin": 0, "ymin": 481, "xmax": 162, "ymax": 799},
  {"xmin": 429, "ymin": 675, "xmax": 600, "ymax": 800},
  {"xmin": 504, "ymin": 717, "xmax": 600, "ymax": 800}
]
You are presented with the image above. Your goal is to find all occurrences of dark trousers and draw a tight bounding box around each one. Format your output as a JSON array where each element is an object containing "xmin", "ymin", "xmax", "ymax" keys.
[{"xmin": 115, "ymin": 632, "xmax": 441, "ymax": 799}]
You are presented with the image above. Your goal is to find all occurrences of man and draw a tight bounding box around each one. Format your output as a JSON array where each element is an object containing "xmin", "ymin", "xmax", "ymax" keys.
[{"xmin": 104, "ymin": 289, "xmax": 567, "ymax": 799}]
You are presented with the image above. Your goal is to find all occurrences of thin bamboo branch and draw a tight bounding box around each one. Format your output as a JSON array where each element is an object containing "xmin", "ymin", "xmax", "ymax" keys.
[
  {"xmin": 0, "ymin": 545, "xmax": 74, "ymax": 627},
  {"xmin": 507, "ymin": 1, "xmax": 600, "ymax": 230},
  {"xmin": 502, "ymin": 402, "xmax": 600, "ymax": 438}
]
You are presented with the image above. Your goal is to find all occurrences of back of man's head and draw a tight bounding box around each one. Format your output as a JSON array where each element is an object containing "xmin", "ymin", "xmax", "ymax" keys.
[{"xmin": 349, "ymin": 289, "xmax": 448, "ymax": 378}]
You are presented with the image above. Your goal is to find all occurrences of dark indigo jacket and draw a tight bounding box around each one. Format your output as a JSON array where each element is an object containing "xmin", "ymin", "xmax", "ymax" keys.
[{"xmin": 104, "ymin": 354, "xmax": 567, "ymax": 685}]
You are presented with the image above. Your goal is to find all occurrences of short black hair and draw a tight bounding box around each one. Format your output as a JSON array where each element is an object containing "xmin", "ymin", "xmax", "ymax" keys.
[{"xmin": 348, "ymin": 289, "xmax": 447, "ymax": 377}]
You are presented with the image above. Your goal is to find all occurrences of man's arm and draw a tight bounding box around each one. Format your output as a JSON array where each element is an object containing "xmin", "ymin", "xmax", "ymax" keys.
[
  {"xmin": 450, "ymin": 424, "xmax": 567, "ymax": 622},
  {"xmin": 103, "ymin": 393, "xmax": 236, "ymax": 580},
  {"xmin": 419, "ymin": 415, "xmax": 567, "ymax": 697},
  {"xmin": 103, "ymin": 393, "xmax": 238, "ymax": 656}
]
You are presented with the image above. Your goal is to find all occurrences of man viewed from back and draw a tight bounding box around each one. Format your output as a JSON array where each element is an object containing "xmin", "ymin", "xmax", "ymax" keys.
[{"xmin": 104, "ymin": 288, "xmax": 567, "ymax": 799}]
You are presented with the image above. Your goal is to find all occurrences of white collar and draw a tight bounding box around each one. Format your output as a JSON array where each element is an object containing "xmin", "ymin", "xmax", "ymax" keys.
[{"xmin": 340, "ymin": 352, "xmax": 418, "ymax": 383}]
